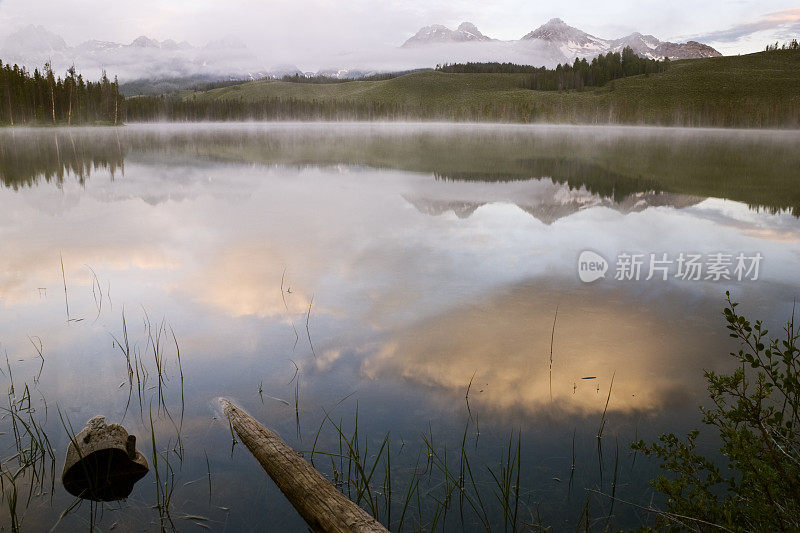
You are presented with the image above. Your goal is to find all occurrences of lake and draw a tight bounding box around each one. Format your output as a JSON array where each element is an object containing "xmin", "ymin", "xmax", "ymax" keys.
[{"xmin": 0, "ymin": 122, "xmax": 799, "ymax": 531}]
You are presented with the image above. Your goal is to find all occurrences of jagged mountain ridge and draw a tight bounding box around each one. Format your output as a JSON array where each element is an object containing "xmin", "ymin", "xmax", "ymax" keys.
[
  {"xmin": 402, "ymin": 22, "xmax": 494, "ymax": 47},
  {"xmin": 0, "ymin": 19, "xmax": 721, "ymax": 90},
  {"xmin": 403, "ymin": 18, "xmax": 721, "ymax": 60},
  {"xmin": 0, "ymin": 25, "xmax": 271, "ymax": 83},
  {"xmin": 1, "ymin": 25, "xmax": 196, "ymax": 57},
  {"xmin": 0, "ymin": 25, "xmax": 385, "ymax": 86}
]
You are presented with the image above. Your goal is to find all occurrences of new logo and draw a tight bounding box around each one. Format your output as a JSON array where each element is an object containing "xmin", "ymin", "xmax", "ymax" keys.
[{"xmin": 578, "ymin": 250, "xmax": 608, "ymax": 283}]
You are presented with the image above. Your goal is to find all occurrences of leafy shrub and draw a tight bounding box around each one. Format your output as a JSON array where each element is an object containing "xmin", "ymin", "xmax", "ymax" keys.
[{"xmin": 633, "ymin": 291, "xmax": 800, "ymax": 531}]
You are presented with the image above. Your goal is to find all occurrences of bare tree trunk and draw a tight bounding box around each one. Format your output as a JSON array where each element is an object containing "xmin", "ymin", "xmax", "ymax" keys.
[
  {"xmin": 220, "ymin": 398, "xmax": 388, "ymax": 533},
  {"xmin": 67, "ymin": 66, "xmax": 75, "ymax": 126},
  {"xmin": 54, "ymin": 134, "xmax": 60, "ymax": 168}
]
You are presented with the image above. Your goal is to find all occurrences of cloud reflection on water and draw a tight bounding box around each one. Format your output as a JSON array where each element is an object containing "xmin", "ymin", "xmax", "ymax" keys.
[{"xmin": 0, "ymin": 125, "xmax": 798, "ymax": 423}]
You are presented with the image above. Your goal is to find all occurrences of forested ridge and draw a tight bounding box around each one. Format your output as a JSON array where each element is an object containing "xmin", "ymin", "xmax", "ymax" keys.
[
  {"xmin": 0, "ymin": 61, "xmax": 123, "ymax": 126},
  {"xmin": 524, "ymin": 48, "xmax": 668, "ymax": 90},
  {"xmin": 438, "ymin": 46, "xmax": 670, "ymax": 90}
]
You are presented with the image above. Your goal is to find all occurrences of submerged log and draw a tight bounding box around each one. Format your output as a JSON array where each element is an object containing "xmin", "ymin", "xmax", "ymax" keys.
[{"xmin": 220, "ymin": 398, "xmax": 388, "ymax": 533}]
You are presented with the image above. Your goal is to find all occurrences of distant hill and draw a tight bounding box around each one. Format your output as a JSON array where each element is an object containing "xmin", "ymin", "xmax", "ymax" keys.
[
  {"xmin": 403, "ymin": 18, "xmax": 721, "ymax": 60},
  {"xmin": 125, "ymin": 49, "xmax": 800, "ymax": 129},
  {"xmin": 119, "ymin": 75, "xmax": 245, "ymax": 97}
]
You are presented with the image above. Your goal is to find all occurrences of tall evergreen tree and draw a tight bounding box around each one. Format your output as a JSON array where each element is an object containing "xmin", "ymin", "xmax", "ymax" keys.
[{"xmin": 0, "ymin": 60, "xmax": 123, "ymax": 125}]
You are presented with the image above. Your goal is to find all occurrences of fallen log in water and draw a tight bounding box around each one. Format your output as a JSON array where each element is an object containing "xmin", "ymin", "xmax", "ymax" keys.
[{"xmin": 219, "ymin": 398, "xmax": 389, "ymax": 533}]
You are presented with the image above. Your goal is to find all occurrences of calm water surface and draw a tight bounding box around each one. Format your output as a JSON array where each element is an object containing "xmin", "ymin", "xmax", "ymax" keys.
[{"xmin": 0, "ymin": 123, "xmax": 799, "ymax": 530}]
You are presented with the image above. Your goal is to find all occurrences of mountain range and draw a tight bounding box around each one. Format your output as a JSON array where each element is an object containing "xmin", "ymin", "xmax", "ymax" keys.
[
  {"xmin": 404, "ymin": 181, "xmax": 705, "ymax": 226},
  {"xmin": 0, "ymin": 19, "xmax": 721, "ymax": 92},
  {"xmin": 0, "ymin": 25, "xmax": 272, "ymax": 84},
  {"xmin": 403, "ymin": 18, "xmax": 720, "ymax": 60}
]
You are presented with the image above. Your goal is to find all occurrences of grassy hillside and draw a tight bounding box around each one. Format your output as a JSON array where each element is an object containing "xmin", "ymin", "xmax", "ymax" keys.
[{"xmin": 161, "ymin": 50, "xmax": 800, "ymax": 128}]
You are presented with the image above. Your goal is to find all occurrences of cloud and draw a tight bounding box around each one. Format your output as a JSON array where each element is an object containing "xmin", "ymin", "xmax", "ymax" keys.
[
  {"xmin": 694, "ymin": 7, "xmax": 800, "ymax": 43},
  {"xmin": 359, "ymin": 278, "xmax": 733, "ymax": 416}
]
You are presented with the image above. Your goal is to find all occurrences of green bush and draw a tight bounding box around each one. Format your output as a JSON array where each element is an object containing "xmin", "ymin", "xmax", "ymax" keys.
[{"xmin": 633, "ymin": 291, "xmax": 800, "ymax": 531}]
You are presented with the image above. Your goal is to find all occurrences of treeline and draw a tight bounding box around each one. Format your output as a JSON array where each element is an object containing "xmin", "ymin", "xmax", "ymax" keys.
[
  {"xmin": 766, "ymin": 39, "xmax": 799, "ymax": 51},
  {"xmin": 278, "ymin": 70, "xmax": 426, "ymax": 84},
  {"xmin": 123, "ymin": 92, "xmax": 799, "ymax": 129},
  {"xmin": 125, "ymin": 93, "xmax": 563, "ymax": 123},
  {"xmin": 522, "ymin": 47, "xmax": 669, "ymax": 90},
  {"xmin": 190, "ymin": 79, "xmax": 251, "ymax": 91},
  {"xmin": 0, "ymin": 60, "xmax": 123, "ymax": 126},
  {"xmin": 124, "ymin": 93, "xmax": 587, "ymax": 122},
  {"xmin": 435, "ymin": 62, "xmax": 542, "ymax": 74},
  {"xmin": 434, "ymin": 47, "xmax": 669, "ymax": 90},
  {"xmin": 124, "ymin": 95, "xmax": 413, "ymax": 121}
]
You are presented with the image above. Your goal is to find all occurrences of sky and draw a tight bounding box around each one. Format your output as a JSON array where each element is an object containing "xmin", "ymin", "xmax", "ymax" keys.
[
  {"xmin": 0, "ymin": 0, "xmax": 798, "ymax": 56},
  {"xmin": 0, "ymin": 0, "xmax": 799, "ymax": 80}
]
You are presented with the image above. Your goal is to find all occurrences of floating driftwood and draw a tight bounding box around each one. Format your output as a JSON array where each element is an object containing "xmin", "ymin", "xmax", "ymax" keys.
[
  {"xmin": 62, "ymin": 416, "xmax": 149, "ymax": 501},
  {"xmin": 220, "ymin": 398, "xmax": 389, "ymax": 533}
]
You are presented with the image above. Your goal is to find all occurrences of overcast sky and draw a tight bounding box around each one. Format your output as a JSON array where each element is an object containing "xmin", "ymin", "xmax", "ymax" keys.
[{"xmin": 0, "ymin": 0, "xmax": 798, "ymax": 56}]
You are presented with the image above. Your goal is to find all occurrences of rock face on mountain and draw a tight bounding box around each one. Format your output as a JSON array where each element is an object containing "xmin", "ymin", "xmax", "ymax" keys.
[
  {"xmin": 404, "ymin": 17, "xmax": 721, "ymax": 60},
  {"xmin": 401, "ymin": 22, "xmax": 494, "ymax": 47},
  {"xmin": 456, "ymin": 22, "xmax": 491, "ymax": 41},
  {"xmin": 646, "ymin": 40, "xmax": 721, "ymax": 59},
  {"xmin": 607, "ymin": 32, "xmax": 664, "ymax": 56}
]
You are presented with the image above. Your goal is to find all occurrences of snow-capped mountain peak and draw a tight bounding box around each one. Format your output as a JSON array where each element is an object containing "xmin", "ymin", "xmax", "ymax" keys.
[
  {"xmin": 521, "ymin": 18, "xmax": 607, "ymax": 56},
  {"xmin": 523, "ymin": 18, "xmax": 582, "ymax": 41},
  {"xmin": 401, "ymin": 21, "xmax": 493, "ymax": 47},
  {"xmin": 456, "ymin": 22, "xmax": 487, "ymax": 40},
  {"xmin": 1, "ymin": 25, "xmax": 68, "ymax": 57},
  {"xmin": 402, "ymin": 17, "xmax": 721, "ymax": 61}
]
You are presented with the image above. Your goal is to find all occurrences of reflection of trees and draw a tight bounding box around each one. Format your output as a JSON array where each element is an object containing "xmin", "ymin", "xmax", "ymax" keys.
[
  {"xmin": 0, "ymin": 131, "xmax": 125, "ymax": 189},
  {"xmin": 436, "ymin": 158, "xmax": 662, "ymax": 203},
  {"xmin": 1, "ymin": 127, "xmax": 797, "ymax": 216}
]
